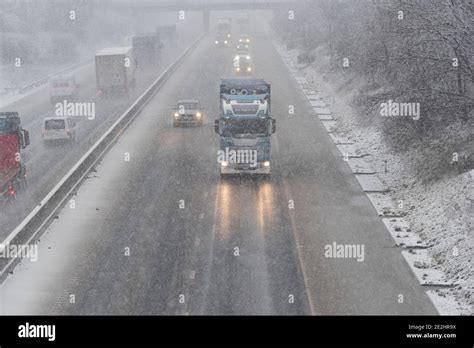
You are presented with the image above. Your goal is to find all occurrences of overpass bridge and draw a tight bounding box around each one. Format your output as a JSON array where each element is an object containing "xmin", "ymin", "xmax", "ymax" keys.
[{"xmin": 104, "ymin": 0, "xmax": 297, "ymax": 31}]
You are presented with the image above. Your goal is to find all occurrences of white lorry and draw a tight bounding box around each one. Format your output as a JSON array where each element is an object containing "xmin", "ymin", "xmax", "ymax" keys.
[
  {"xmin": 95, "ymin": 47, "xmax": 136, "ymax": 96},
  {"xmin": 49, "ymin": 74, "xmax": 80, "ymax": 104}
]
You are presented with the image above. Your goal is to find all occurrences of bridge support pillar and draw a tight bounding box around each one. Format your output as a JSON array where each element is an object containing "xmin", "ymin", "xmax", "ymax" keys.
[{"xmin": 203, "ymin": 8, "xmax": 210, "ymax": 32}]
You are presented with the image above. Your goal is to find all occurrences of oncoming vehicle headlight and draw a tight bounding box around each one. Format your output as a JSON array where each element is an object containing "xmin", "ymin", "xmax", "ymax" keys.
[
  {"xmin": 196, "ymin": 112, "xmax": 202, "ymax": 118},
  {"xmin": 247, "ymin": 67, "xmax": 252, "ymax": 72},
  {"xmin": 221, "ymin": 161, "xmax": 229, "ymax": 167},
  {"xmin": 224, "ymin": 40, "xmax": 228, "ymax": 44},
  {"xmin": 263, "ymin": 161, "xmax": 270, "ymax": 167},
  {"xmin": 236, "ymin": 67, "xmax": 240, "ymax": 71},
  {"xmin": 174, "ymin": 112, "xmax": 179, "ymax": 118},
  {"xmin": 215, "ymin": 40, "xmax": 219, "ymax": 44},
  {"xmin": 227, "ymin": 34, "xmax": 231, "ymax": 38}
]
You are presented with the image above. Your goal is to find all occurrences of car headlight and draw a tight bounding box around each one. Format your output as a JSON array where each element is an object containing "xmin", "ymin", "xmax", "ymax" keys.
[
  {"xmin": 236, "ymin": 67, "xmax": 240, "ymax": 71},
  {"xmin": 224, "ymin": 40, "xmax": 228, "ymax": 44},
  {"xmin": 263, "ymin": 161, "xmax": 270, "ymax": 167},
  {"xmin": 227, "ymin": 34, "xmax": 231, "ymax": 38},
  {"xmin": 196, "ymin": 112, "xmax": 201, "ymax": 118},
  {"xmin": 221, "ymin": 161, "xmax": 229, "ymax": 167},
  {"xmin": 174, "ymin": 112, "xmax": 179, "ymax": 118},
  {"xmin": 246, "ymin": 39, "xmax": 250, "ymax": 43},
  {"xmin": 247, "ymin": 67, "xmax": 251, "ymax": 71},
  {"xmin": 215, "ymin": 40, "xmax": 219, "ymax": 44}
]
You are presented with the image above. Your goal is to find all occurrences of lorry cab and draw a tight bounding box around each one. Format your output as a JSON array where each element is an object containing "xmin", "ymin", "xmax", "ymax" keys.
[
  {"xmin": 0, "ymin": 112, "xmax": 29, "ymax": 198},
  {"xmin": 42, "ymin": 116, "xmax": 76, "ymax": 143},
  {"xmin": 49, "ymin": 74, "xmax": 80, "ymax": 104},
  {"xmin": 215, "ymin": 79, "xmax": 276, "ymax": 176}
]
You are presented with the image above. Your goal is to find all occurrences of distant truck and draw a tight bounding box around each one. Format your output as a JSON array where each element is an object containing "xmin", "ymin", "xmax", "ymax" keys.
[
  {"xmin": 217, "ymin": 18, "xmax": 232, "ymax": 40},
  {"xmin": 95, "ymin": 47, "xmax": 136, "ymax": 96},
  {"xmin": 49, "ymin": 74, "xmax": 80, "ymax": 104},
  {"xmin": 132, "ymin": 33, "xmax": 162, "ymax": 67},
  {"xmin": 156, "ymin": 25, "xmax": 177, "ymax": 47},
  {"xmin": 0, "ymin": 112, "xmax": 30, "ymax": 199},
  {"xmin": 237, "ymin": 13, "xmax": 249, "ymax": 31},
  {"xmin": 214, "ymin": 79, "xmax": 276, "ymax": 176}
]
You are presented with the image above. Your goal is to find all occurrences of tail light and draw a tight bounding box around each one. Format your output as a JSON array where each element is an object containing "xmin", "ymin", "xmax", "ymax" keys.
[{"xmin": 7, "ymin": 184, "xmax": 16, "ymax": 197}]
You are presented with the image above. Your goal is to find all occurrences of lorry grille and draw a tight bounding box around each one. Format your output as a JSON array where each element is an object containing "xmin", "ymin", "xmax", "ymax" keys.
[{"xmin": 231, "ymin": 105, "xmax": 258, "ymax": 115}]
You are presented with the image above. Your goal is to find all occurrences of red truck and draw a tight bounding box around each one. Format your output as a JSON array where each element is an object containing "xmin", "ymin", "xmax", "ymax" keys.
[{"xmin": 0, "ymin": 112, "xmax": 30, "ymax": 200}]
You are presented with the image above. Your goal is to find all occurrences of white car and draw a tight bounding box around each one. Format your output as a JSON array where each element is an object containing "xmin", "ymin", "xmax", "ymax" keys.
[
  {"xmin": 42, "ymin": 117, "xmax": 76, "ymax": 143},
  {"xmin": 238, "ymin": 35, "xmax": 250, "ymax": 44}
]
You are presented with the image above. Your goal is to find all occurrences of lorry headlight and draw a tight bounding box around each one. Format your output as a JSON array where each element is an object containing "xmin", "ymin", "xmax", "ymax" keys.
[
  {"xmin": 263, "ymin": 161, "xmax": 270, "ymax": 167},
  {"xmin": 221, "ymin": 161, "xmax": 229, "ymax": 167}
]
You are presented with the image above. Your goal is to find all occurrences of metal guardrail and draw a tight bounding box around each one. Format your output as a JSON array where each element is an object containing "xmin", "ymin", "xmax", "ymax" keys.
[
  {"xmin": 17, "ymin": 59, "xmax": 94, "ymax": 95},
  {"xmin": 0, "ymin": 33, "xmax": 206, "ymax": 281}
]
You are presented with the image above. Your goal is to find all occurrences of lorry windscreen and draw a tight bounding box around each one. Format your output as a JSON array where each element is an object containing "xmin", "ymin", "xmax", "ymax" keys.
[
  {"xmin": 222, "ymin": 119, "xmax": 267, "ymax": 137},
  {"xmin": 0, "ymin": 119, "xmax": 19, "ymax": 134}
]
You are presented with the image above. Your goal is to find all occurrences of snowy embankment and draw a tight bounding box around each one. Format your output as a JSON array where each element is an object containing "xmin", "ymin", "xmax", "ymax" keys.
[{"xmin": 275, "ymin": 43, "xmax": 473, "ymax": 315}]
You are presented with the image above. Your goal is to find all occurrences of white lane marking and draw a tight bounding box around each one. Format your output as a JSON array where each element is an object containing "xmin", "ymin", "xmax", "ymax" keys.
[{"xmin": 190, "ymin": 270, "xmax": 196, "ymax": 280}]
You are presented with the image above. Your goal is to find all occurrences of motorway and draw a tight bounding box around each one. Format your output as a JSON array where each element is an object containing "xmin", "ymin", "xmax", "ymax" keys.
[
  {"xmin": 0, "ymin": 21, "xmax": 201, "ymax": 239},
  {"xmin": 0, "ymin": 23, "xmax": 437, "ymax": 315}
]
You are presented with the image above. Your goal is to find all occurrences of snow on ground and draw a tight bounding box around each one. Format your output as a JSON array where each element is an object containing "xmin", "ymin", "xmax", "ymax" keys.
[{"xmin": 278, "ymin": 44, "xmax": 473, "ymax": 314}]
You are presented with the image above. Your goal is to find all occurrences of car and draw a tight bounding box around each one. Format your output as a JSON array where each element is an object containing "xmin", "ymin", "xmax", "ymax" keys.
[
  {"xmin": 236, "ymin": 44, "xmax": 249, "ymax": 53},
  {"xmin": 42, "ymin": 116, "xmax": 76, "ymax": 143},
  {"xmin": 238, "ymin": 34, "xmax": 250, "ymax": 44},
  {"xmin": 173, "ymin": 100, "xmax": 203, "ymax": 127},
  {"xmin": 214, "ymin": 35, "xmax": 230, "ymax": 47},
  {"xmin": 233, "ymin": 54, "xmax": 253, "ymax": 75}
]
